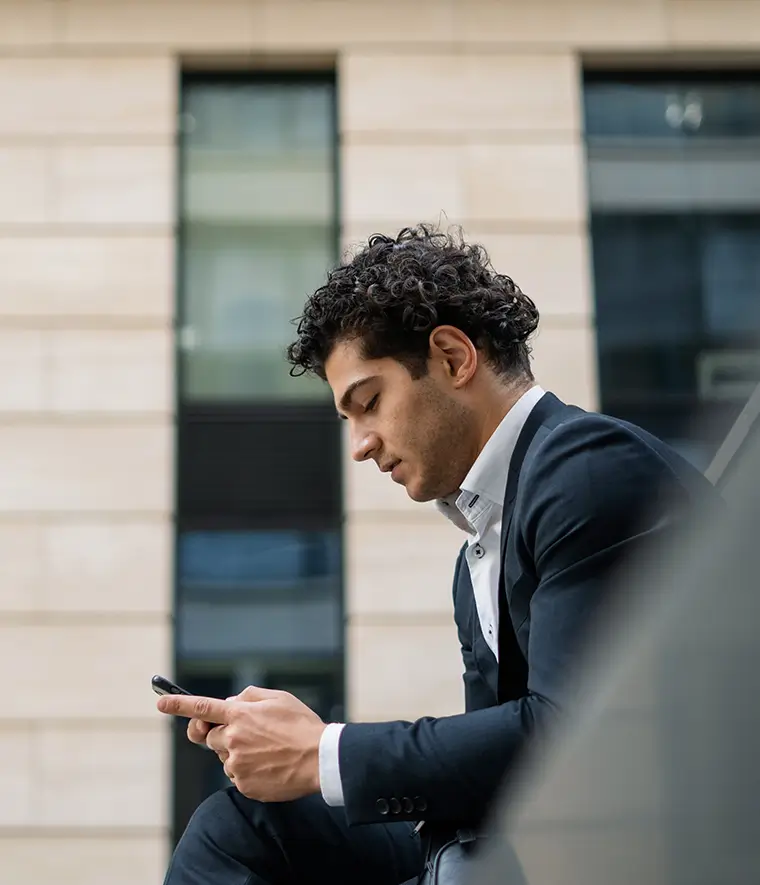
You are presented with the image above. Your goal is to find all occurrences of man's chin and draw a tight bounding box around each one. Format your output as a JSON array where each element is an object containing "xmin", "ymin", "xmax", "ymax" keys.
[{"xmin": 404, "ymin": 482, "xmax": 434, "ymax": 504}]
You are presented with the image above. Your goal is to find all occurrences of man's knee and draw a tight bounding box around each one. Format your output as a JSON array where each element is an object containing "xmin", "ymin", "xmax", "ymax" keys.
[{"xmin": 178, "ymin": 787, "xmax": 262, "ymax": 848}]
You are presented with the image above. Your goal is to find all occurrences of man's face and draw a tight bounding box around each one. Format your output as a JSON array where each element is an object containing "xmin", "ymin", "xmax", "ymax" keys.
[{"xmin": 325, "ymin": 338, "xmax": 478, "ymax": 502}]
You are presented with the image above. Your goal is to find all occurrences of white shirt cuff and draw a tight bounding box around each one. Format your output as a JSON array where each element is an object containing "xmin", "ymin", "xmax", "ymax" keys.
[{"xmin": 318, "ymin": 722, "xmax": 346, "ymax": 806}]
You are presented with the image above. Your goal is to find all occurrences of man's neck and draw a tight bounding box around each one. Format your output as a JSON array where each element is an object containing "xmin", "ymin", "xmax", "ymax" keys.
[{"xmin": 474, "ymin": 379, "xmax": 536, "ymax": 457}]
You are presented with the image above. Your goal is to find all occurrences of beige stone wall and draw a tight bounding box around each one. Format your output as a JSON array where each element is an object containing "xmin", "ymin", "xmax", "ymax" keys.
[
  {"xmin": 1, "ymin": 0, "xmax": 760, "ymax": 879},
  {"xmin": 0, "ymin": 7, "xmax": 176, "ymax": 882}
]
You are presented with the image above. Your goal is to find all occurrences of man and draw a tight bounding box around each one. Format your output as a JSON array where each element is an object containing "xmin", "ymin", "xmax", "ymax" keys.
[{"xmin": 158, "ymin": 225, "xmax": 717, "ymax": 884}]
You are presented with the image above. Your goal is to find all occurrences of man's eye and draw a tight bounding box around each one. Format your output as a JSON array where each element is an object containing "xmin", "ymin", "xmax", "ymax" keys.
[{"xmin": 365, "ymin": 394, "xmax": 379, "ymax": 413}]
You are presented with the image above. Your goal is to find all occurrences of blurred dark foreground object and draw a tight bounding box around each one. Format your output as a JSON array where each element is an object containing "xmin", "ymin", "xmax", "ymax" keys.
[
  {"xmin": 409, "ymin": 827, "xmax": 525, "ymax": 885},
  {"xmin": 472, "ymin": 383, "xmax": 760, "ymax": 885}
]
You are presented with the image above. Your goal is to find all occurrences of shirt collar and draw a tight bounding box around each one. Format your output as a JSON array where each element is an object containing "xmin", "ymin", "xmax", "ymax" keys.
[{"xmin": 436, "ymin": 385, "xmax": 545, "ymax": 531}]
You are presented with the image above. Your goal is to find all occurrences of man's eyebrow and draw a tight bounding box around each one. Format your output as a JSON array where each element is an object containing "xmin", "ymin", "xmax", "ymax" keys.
[{"xmin": 337, "ymin": 376, "xmax": 377, "ymax": 416}]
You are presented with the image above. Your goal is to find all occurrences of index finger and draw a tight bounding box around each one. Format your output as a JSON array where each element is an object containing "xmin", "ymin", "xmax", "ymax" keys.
[{"xmin": 156, "ymin": 694, "xmax": 230, "ymax": 724}]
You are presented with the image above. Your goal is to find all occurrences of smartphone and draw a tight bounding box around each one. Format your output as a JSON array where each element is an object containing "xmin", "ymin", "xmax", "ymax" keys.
[
  {"xmin": 151, "ymin": 674, "xmax": 193, "ymax": 697},
  {"xmin": 152, "ymin": 674, "xmax": 216, "ymax": 736}
]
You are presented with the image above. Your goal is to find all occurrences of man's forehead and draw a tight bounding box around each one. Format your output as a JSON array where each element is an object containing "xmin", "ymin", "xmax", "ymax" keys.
[
  {"xmin": 325, "ymin": 337, "xmax": 364, "ymax": 373},
  {"xmin": 325, "ymin": 339, "xmax": 374, "ymax": 390}
]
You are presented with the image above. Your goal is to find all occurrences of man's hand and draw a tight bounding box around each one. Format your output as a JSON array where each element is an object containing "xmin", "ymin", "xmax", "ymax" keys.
[{"xmin": 157, "ymin": 685, "xmax": 327, "ymax": 802}]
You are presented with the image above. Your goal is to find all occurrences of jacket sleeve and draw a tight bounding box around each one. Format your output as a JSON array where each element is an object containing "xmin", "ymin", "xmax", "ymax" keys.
[{"xmin": 337, "ymin": 418, "xmax": 700, "ymax": 826}]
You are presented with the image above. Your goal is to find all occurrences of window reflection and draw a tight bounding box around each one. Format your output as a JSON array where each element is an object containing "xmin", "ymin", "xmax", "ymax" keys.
[
  {"xmin": 176, "ymin": 530, "xmax": 342, "ymax": 661},
  {"xmin": 179, "ymin": 530, "xmax": 341, "ymax": 594}
]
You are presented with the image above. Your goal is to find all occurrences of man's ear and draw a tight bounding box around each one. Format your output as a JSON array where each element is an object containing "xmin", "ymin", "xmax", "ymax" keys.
[{"xmin": 428, "ymin": 326, "xmax": 478, "ymax": 388}]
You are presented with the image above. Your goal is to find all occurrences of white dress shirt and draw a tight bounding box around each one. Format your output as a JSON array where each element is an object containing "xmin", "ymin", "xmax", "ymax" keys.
[{"xmin": 318, "ymin": 386, "xmax": 546, "ymax": 807}]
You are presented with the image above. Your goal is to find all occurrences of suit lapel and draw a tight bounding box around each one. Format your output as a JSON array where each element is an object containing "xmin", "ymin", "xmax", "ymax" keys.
[{"xmin": 499, "ymin": 392, "xmax": 567, "ymax": 564}]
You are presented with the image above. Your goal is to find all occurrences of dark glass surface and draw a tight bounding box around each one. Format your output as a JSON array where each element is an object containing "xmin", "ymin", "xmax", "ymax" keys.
[
  {"xmin": 584, "ymin": 75, "xmax": 760, "ymax": 140},
  {"xmin": 178, "ymin": 530, "xmax": 341, "ymax": 595},
  {"xmin": 590, "ymin": 212, "xmax": 760, "ymax": 463},
  {"xmin": 585, "ymin": 74, "xmax": 760, "ymax": 467},
  {"xmin": 177, "ymin": 403, "xmax": 342, "ymax": 528}
]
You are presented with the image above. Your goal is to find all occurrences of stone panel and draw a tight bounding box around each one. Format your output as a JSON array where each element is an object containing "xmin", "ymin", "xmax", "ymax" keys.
[
  {"xmin": 347, "ymin": 622, "xmax": 464, "ymax": 721},
  {"xmin": 0, "ymin": 425, "xmax": 171, "ymax": 513},
  {"xmin": 49, "ymin": 329, "xmax": 172, "ymax": 414},
  {"xmin": 41, "ymin": 521, "xmax": 172, "ymax": 614},
  {"xmin": 347, "ymin": 517, "xmax": 463, "ymax": 617},
  {"xmin": 458, "ymin": 0, "xmax": 668, "ymax": 47},
  {"xmin": 0, "ymin": 0, "xmax": 56, "ymax": 47},
  {"xmin": 0, "ymin": 148, "xmax": 47, "ymax": 224},
  {"xmin": 52, "ymin": 145, "xmax": 174, "ymax": 226},
  {"xmin": 0, "ymin": 835, "xmax": 168, "ymax": 885},
  {"xmin": 35, "ymin": 724, "xmax": 169, "ymax": 827},
  {"xmin": 463, "ymin": 142, "xmax": 586, "ymax": 225},
  {"xmin": 668, "ymin": 0, "xmax": 760, "ymax": 46},
  {"xmin": 0, "ymin": 727, "xmax": 33, "ymax": 826},
  {"xmin": 0, "ymin": 58, "xmax": 174, "ymax": 136},
  {"xmin": 262, "ymin": 0, "xmax": 456, "ymax": 49},
  {"xmin": 0, "ymin": 524, "xmax": 43, "ymax": 611},
  {"xmin": 62, "ymin": 0, "xmax": 260, "ymax": 50},
  {"xmin": 0, "ymin": 236, "xmax": 174, "ymax": 320},
  {"xmin": 341, "ymin": 52, "xmax": 579, "ymax": 134},
  {"xmin": 0, "ymin": 330, "xmax": 46, "ymax": 412},
  {"xmin": 342, "ymin": 144, "xmax": 462, "ymax": 226},
  {"xmin": 0, "ymin": 624, "xmax": 170, "ymax": 719}
]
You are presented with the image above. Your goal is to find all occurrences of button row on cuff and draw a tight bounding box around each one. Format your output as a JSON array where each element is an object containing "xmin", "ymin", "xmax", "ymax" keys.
[{"xmin": 376, "ymin": 796, "xmax": 428, "ymax": 815}]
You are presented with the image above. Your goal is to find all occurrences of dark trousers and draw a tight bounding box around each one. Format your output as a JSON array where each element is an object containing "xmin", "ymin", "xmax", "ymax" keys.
[{"xmin": 163, "ymin": 788, "xmax": 425, "ymax": 885}]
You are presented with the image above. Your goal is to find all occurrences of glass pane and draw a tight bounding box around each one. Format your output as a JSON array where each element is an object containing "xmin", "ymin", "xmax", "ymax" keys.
[
  {"xmin": 701, "ymin": 218, "xmax": 760, "ymax": 337},
  {"xmin": 176, "ymin": 530, "xmax": 342, "ymax": 658},
  {"xmin": 585, "ymin": 79, "xmax": 760, "ymax": 140},
  {"xmin": 587, "ymin": 149, "xmax": 760, "ymax": 212},
  {"xmin": 180, "ymin": 78, "xmax": 336, "ymax": 402},
  {"xmin": 591, "ymin": 212, "xmax": 760, "ymax": 456}
]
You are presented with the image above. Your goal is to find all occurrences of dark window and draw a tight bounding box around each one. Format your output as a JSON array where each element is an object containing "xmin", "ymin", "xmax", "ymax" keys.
[
  {"xmin": 584, "ymin": 73, "xmax": 760, "ymax": 468},
  {"xmin": 173, "ymin": 73, "xmax": 342, "ymax": 843}
]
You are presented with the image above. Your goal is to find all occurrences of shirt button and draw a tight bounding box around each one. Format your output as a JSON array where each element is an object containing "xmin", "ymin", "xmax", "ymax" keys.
[{"xmin": 473, "ymin": 544, "xmax": 485, "ymax": 559}]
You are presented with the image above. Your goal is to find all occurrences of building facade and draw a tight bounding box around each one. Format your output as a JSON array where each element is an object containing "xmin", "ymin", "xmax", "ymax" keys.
[{"xmin": 0, "ymin": 1, "xmax": 758, "ymax": 881}]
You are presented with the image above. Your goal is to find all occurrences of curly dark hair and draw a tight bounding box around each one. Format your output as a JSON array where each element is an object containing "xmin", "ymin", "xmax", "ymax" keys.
[{"xmin": 286, "ymin": 224, "xmax": 540, "ymax": 382}]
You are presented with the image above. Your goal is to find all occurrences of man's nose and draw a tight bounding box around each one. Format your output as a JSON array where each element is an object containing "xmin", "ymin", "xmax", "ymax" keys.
[{"xmin": 351, "ymin": 429, "xmax": 379, "ymax": 463}]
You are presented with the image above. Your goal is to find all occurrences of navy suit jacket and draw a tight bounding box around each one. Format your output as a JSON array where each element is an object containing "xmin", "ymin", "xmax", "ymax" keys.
[{"xmin": 338, "ymin": 393, "xmax": 718, "ymax": 828}]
